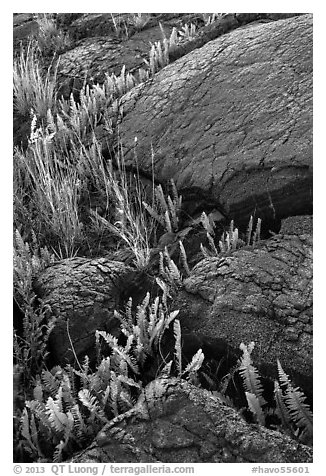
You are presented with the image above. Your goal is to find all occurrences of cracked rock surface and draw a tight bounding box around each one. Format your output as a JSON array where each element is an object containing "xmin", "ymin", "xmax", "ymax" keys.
[
  {"xmin": 174, "ymin": 231, "xmax": 312, "ymax": 397},
  {"xmin": 117, "ymin": 14, "xmax": 312, "ymax": 229},
  {"xmin": 71, "ymin": 378, "xmax": 313, "ymax": 463},
  {"xmin": 34, "ymin": 258, "xmax": 131, "ymax": 365}
]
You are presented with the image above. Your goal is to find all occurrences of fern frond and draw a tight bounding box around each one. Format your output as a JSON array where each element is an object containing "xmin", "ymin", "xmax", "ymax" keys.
[
  {"xmin": 78, "ymin": 389, "xmax": 108, "ymax": 423},
  {"xmin": 53, "ymin": 440, "xmax": 65, "ymax": 463},
  {"xmin": 41, "ymin": 368, "xmax": 61, "ymax": 396},
  {"xmin": 108, "ymin": 372, "xmax": 119, "ymax": 417},
  {"xmin": 183, "ymin": 349, "xmax": 204, "ymax": 377},
  {"xmin": 274, "ymin": 380, "xmax": 295, "ymax": 436},
  {"xmin": 239, "ymin": 342, "xmax": 266, "ymax": 407},
  {"xmin": 70, "ymin": 404, "xmax": 87, "ymax": 438},
  {"xmin": 45, "ymin": 397, "xmax": 69, "ymax": 434},
  {"xmin": 277, "ymin": 360, "xmax": 313, "ymax": 435},
  {"xmin": 208, "ymin": 232, "xmax": 219, "ymax": 255},
  {"xmin": 20, "ymin": 408, "xmax": 38, "ymax": 455},
  {"xmin": 25, "ymin": 400, "xmax": 52, "ymax": 432},
  {"xmin": 173, "ymin": 320, "xmax": 182, "ymax": 376},
  {"xmin": 117, "ymin": 388, "xmax": 134, "ymax": 412},
  {"xmin": 245, "ymin": 392, "xmax": 265, "ymax": 426}
]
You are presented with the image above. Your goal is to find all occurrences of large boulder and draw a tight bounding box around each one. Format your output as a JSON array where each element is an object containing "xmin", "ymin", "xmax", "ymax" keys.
[
  {"xmin": 71, "ymin": 378, "xmax": 313, "ymax": 463},
  {"xmin": 33, "ymin": 257, "xmax": 131, "ymax": 365},
  {"xmin": 174, "ymin": 231, "xmax": 313, "ymax": 398},
  {"xmin": 117, "ymin": 14, "xmax": 312, "ymax": 231}
]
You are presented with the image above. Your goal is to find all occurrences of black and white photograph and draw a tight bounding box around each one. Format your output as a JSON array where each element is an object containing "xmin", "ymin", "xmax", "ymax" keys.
[{"xmin": 10, "ymin": 5, "xmax": 316, "ymax": 472}]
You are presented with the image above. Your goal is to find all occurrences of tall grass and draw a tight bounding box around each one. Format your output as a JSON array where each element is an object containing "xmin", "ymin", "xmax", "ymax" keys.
[
  {"xmin": 14, "ymin": 117, "xmax": 85, "ymax": 258},
  {"xmin": 90, "ymin": 144, "xmax": 158, "ymax": 268},
  {"xmin": 14, "ymin": 110, "xmax": 159, "ymax": 262},
  {"xmin": 13, "ymin": 41, "xmax": 58, "ymax": 120},
  {"xmin": 35, "ymin": 13, "xmax": 71, "ymax": 56},
  {"xmin": 14, "ymin": 27, "xmax": 197, "ymax": 264}
]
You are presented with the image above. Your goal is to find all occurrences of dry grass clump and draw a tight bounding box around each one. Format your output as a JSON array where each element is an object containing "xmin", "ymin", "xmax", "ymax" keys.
[
  {"xmin": 35, "ymin": 14, "xmax": 71, "ymax": 56},
  {"xmin": 13, "ymin": 41, "xmax": 58, "ymax": 120}
]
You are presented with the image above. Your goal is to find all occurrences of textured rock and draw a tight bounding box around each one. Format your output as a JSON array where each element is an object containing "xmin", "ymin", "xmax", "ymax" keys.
[
  {"xmin": 34, "ymin": 257, "xmax": 131, "ymax": 365},
  {"xmin": 71, "ymin": 378, "xmax": 313, "ymax": 463},
  {"xmin": 175, "ymin": 233, "xmax": 312, "ymax": 397},
  {"xmin": 56, "ymin": 15, "xmax": 196, "ymax": 95},
  {"xmin": 280, "ymin": 215, "xmax": 313, "ymax": 235},
  {"xmin": 117, "ymin": 15, "xmax": 312, "ymax": 230}
]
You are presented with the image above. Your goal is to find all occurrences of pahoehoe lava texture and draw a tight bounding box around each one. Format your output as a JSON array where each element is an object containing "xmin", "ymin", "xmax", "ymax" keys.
[{"xmin": 118, "ymin": 15, "xmax": 312, "ymax": 226}]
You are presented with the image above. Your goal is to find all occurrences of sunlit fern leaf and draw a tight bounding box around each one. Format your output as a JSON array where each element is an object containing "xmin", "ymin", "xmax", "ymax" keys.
[
  {"xmin": 78, "ymin": 389, "xmax": 108, "ymax": 424},
  {"xmin": 96, "ymin": 331, "xmax": 140, "ymax": 375},
  {"xmin": 148, "ymin": 296, "xmax": 160, "ymax": 336},
  {"xmin": 183, "ymin": 348, "xmax": 204, "ymax": 377},
  {"xmin": 245, "ymin": 391, "xmax": 265, "ymax": 426},
  {"xmin": 239, "ymin": 342, "xmax": 267, "ymax": 407},
  {"xmin": 45, "ymin": 397, "xmax": 69, "ymax": 434},
  {"xmin": 164, "ymin": 210, "xmax": 172, "ymax": 233},
  {"xmin": 150, "ymin": 309, "xmax": 179, "ymax": 348},
  {"xmin": 277, "ymin": 360, "xmax": 313, "ymax": 436}
]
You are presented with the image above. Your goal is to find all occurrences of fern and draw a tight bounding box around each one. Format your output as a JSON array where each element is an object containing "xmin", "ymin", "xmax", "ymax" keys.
[
  {"xmin": 183, "ymin": 349, "xmax": 205, "ymax": 378},
  {"xmin": 236, "ymin": 343, "xmax": 312, "ymax": 444},
  {"xmin": 274, "ymin": 380, "xmax": 295, "ymax": 437},
  {"xmin": 20, "ymin": 409, "xmax": 39, "ymax": 457},
  {"xmin": 143, "ymin": 180, "xmax": 182, "ymax": 233},
  {"xmin": 173, "ymin": 320, "xmax": 182, "ymax": 377},
  {"xmin": 45, "ymin": 396, "xmax": 70, "ymax": 433},
  {"xmin": 277, "ymin": 360, "xmax": 313, "ymax": 439},
  {"xmin": 239, "ymin": 342, "xmax": 267, "ymax": 408},
  {"xmin": 245, "ymin": 392, "xmax": 265, "ymax": 426},
  {"xmin": 179, "ymin": 240, "xmax": 190, "ymax": 276}
]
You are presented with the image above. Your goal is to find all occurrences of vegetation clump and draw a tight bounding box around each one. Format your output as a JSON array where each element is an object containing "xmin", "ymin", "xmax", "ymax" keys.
[{"xmin": 13, "ymin": 13, "xmax": 312, "ymax": 463}]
